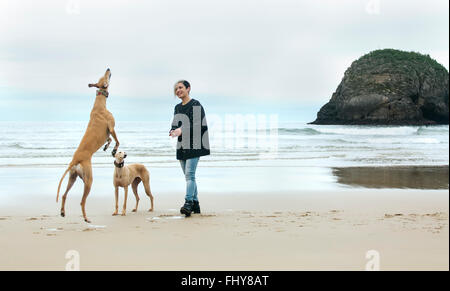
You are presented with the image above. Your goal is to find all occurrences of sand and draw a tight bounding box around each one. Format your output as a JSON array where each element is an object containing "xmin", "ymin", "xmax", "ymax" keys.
[{"xmin": 0, "ymin": 189, "xmax": 448, "ymax": 271}]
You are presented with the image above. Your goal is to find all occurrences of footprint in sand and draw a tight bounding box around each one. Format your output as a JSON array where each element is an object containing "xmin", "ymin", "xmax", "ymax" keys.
[
  {"xmin": 384, "ymin": 213, "xmax": 404, "ymax": 219},
  {"xmin": 262, "ymin": 215, "xmax": 277, "ymax": 218},
  {"xmin": 423, "ymin": 212, "xmax": 448, "ymax": 220},
  {"xmin": 298, "ymin": 212, "xmax": 312, "ymax": 217},
  {"xmin": 81, "ymin": 225, "xmax": 106, "ymax": 232}
]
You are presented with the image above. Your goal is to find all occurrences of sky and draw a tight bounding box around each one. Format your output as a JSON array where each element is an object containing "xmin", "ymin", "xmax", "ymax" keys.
[{"xmin": 0, "ymin": 0, "xmax": 448, "ymax": 122}]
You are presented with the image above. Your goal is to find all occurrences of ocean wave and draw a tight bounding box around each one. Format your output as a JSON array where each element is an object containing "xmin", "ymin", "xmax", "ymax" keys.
[
  {"xmin": 278, "ymin": 128, "xmax": 323, "ymax": 135},
  {"xmin": 0, "ymin": 142, "xmax": 78, "ymax": 150},
  {"xmin": 0, "ymin": 142, "xmax": 173, "ymax": 152},
  {"xmin": 366, "ymin": 137, "xmax": 441, "ymax": 144},
  {"xmin": 312, "ymin": 126, "xmax": 420, "ymax": 136},
  {"xmin": 417, "ymin": 126, "xmax": 449, "ymax": 135},
  {"xmin": 277, "ymin": 126, "xmax": 443, "ymax": 137}
]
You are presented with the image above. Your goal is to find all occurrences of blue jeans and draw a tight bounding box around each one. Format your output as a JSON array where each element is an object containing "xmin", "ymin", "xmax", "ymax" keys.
[{"xmin": 179, "ymin": 157, "xmax": 200, "ymax": 202}]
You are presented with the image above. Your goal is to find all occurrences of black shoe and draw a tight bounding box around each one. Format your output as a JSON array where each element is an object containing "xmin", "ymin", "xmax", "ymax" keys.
[
  {"xmin": 192, "ymin": 200, "xmax": 201, "ymax": 214},
  {"xmin": 180, "ymin": 200, "xmax": 193, "ymax": 217}
]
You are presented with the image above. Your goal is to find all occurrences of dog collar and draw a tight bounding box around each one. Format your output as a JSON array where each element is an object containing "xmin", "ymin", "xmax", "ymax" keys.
[
  {"xmin": 97, "ymin": 89, "xmax": 109, "ymax": 98},
  {"xmin": 114, "ymin": 161, "xmax": 124, "ymax": 168}
]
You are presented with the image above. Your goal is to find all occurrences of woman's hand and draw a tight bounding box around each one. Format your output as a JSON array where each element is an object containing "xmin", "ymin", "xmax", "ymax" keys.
[{"xmin": 169, "ymin": 127, "xmax": 182, "ymax": 137}]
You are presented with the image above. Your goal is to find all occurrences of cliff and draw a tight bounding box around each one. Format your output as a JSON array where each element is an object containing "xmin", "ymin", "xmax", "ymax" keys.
[{"xmin": 311, "ymin": 49, "xmax": 449, "ymax": 125}]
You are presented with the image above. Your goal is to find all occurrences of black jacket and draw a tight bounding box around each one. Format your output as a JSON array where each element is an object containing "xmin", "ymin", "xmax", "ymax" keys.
[{"xmin": 170, "ymin": 99, "xmax": 210, "ymax": 160}]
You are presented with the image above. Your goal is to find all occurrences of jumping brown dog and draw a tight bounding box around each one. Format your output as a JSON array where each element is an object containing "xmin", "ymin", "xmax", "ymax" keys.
[{"xmin": 56, "ymin": 68, "xmax": 119, "ymax": 223}]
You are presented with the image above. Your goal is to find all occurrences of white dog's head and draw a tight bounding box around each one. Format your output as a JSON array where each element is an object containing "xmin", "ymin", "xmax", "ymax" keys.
[{"xmin": 114, "ymin": 151, "xmax": 127, "ymax": 164}]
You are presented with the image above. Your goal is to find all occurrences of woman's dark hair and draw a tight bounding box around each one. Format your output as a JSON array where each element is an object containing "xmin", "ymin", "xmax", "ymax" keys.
[{"xmin": 174, "ymin": 80, "xmax": 191, "ymax": 95}]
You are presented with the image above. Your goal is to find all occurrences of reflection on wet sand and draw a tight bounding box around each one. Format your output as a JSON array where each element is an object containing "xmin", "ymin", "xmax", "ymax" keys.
[{"xmin": 332, "ymin": 166, "xmax": 449, "ymax": 189}]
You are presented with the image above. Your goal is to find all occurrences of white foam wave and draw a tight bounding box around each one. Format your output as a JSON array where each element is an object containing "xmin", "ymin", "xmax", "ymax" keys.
[
  {"xmin": 366, "ymin": 137, "xmax": 440, "ymax": 144},
  {"xmin": 313, "ymin": 126, "xmax": 419, "ymax": 136}
]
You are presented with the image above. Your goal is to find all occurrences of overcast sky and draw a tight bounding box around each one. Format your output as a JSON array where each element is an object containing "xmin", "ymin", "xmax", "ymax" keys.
[{"xmin": 0, "ymin": 0, "xmax": 448, "ymax": 121}]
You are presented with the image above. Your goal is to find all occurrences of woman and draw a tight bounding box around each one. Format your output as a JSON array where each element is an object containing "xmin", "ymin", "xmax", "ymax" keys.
[{"xmin": 170, "ymin": 80, "xmax": 210, "ymax": 217}]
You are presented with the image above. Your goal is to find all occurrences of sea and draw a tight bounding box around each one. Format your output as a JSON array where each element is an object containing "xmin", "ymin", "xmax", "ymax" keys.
[
  {"xmin": 0, "ymin": 121, "xmax": 448, "ymax": 196},
  {"xmin": 0, "ymin": 121, "xmax": 448, "ymax": 168}
]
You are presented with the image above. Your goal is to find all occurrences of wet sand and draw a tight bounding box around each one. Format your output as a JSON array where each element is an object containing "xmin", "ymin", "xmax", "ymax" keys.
[{"xmin": 333, "ymin": 166, "xmax": 449, "ymax": 189}]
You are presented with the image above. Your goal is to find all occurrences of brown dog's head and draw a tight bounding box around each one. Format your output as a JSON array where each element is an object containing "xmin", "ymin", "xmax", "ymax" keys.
[
  {"xmin": 114, "ymin": 151, "xmax": 127, "ymax": 164},
  {"xmin": 88, "ymin": 68, "xmax": 111, "ymax": 89}
]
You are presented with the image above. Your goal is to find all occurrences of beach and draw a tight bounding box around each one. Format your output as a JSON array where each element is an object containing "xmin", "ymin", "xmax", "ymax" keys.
[
  {"xmin": 0, "ymin": 187, "xmax": 448, "ymax": 271},
  {"xmin": 0, "ymin": 122, "xmax": 448, "ymax": 270},
  {"xmin": 2, "ymin": 0, "xmax": 449, "ymax": 275}
]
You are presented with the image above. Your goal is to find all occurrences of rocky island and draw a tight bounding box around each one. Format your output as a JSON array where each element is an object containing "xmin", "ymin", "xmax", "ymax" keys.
[{"xmin": 311, "ymin": 49, "xmax": 449, "ymax": 125}]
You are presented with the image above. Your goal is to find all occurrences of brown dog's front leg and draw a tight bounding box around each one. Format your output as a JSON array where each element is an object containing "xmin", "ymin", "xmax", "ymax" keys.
[
  {"xmin": 108, "ymin": 126, "xmax": 119, "ymax": 151},
  {"xmin": 122, "ymin": 186, "xmax": 128, "ymax": 216},
  {"xmin": 112, "ymin": 187, "xmax": 119, "ymax": 216},
  {"xmin": 103, "ymin": 137, "xmax": 112, "ymax": 151}
]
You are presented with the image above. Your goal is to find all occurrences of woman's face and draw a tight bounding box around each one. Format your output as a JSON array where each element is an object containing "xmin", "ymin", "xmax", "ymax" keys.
[{"xmin": 175, "ymin": 82, "xmax": 190, "ymax": 99}]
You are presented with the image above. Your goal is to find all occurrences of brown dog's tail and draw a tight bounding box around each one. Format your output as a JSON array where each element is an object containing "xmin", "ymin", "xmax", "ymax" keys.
[{"xmin": 56, "ymin": 161, "xmax": 76, "ymax": 202}]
